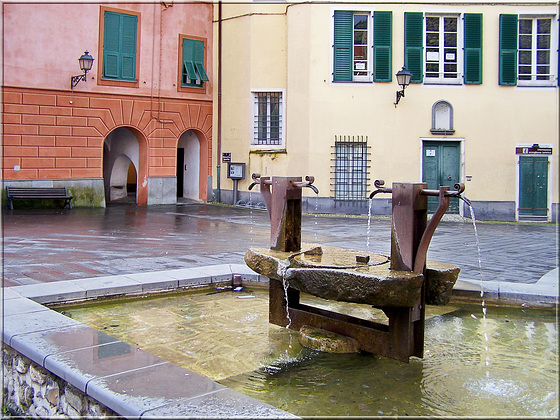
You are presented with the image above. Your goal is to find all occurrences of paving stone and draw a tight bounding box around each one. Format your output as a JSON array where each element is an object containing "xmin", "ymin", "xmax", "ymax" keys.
[
  {"xmin": 87, "ymin": 362, "xmax": 226, "ymax": 418},
  {"xmin": 3, "ymin": 309, "xmax": 81, "ymax": 346},
  {"xmin": 45, "ymin": 344, "xmax": 166, "ymax": 392},
  {"xmin": 10, "ymin": 324, "xmax": 119, "ymax": 368}
]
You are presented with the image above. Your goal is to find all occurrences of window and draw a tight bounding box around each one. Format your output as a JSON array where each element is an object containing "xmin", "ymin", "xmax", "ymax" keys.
[
  {"xmin": 332, "ymin": 135, "xmax": 369, "ymax": 201},
  {"xmin": 102, "ymin": 9, "xmax": 138, "ymax": 82},
  {"xmin": 252, "ymin": 91, "xmax": 284, "ymax": 147},
  {"xmin": 500, "ymin": 14, "xmax": 558, "ymax": 86},
  {"xmin": 425, "ymin": 15, "xmax": 460, "ymax": 83},
  {"xmin": 181, "ymin": 37, "xmax": 209, "ymax": 88},
  {"xmin": 333, "ymin": 10, "xmax": 392, "ymax": 82},
  {"xmin": 405, "ymin": 12, "xmax": 482, "ymax": 84}
]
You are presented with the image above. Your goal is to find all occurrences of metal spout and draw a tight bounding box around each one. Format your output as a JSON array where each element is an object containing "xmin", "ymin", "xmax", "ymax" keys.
[
  {"xmin": 291, "ymin": 176, "xmax": 319, "ymax": 195},
  {"xmin": 369, "ymin": 179, "xmax": 393, "ymax": 199}
]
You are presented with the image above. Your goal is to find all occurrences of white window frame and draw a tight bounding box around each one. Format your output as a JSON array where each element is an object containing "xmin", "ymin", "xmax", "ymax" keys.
[
  {"xmin": 250, "ymin": 89, "xmax": 286, "ymax": 149},
  {"xmin": 330, "ymin": 6, "xmax": 375, "ymax": 84},
  {"xmin": 423, "ymin": 13, "xmax": 463, "ymax": 85},
  {"xmin": 352, "ymin": 12, "xmax": 373, "ymax": 82},
  {"xmin": 517, "ymin": 14, "xmax": 558, "ymax": 87}
]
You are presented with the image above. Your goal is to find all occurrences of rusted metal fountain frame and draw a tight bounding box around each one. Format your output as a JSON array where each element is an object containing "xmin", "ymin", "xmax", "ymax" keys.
[{"xmin": 249, "ymin": 174, "xmax": 466, "ymax": 362}]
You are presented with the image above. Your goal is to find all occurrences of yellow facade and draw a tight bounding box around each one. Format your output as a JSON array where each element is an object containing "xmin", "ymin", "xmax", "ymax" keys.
[{"xmin": 213, "ymin": 1, "xmax": 559, "ymax": 221}]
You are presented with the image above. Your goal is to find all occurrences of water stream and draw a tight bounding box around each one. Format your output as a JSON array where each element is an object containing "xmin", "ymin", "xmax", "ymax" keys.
[
  {"xmin": 466, "ymin": 203, "xmax": 491, "ymax": 372},
  {"xmin": 366, "ymin": 197, "xmax": 373, "ymax": 250}
]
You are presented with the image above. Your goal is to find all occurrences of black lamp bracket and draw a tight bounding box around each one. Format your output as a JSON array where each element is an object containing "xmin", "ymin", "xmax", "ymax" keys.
[
  {"xmin": 71, "ymin": 72, "xmax": 88, "ymax": 90},
  {"xmin": 394, "ymin": 87, "xmax": 406, "ymax": 107}
]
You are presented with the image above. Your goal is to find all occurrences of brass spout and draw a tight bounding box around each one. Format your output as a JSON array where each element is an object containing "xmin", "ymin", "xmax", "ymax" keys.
[
  {"xmin": 459, "ymin": 195, "xmax": 472, "ymax": 207},
  {"xmin": 306, "ymin": 184, "xmax": 319, "ymax": 194},
  {"xmin": 291, "ymin": 176, "xmax": 319, "ymax": 194},
  {"xmin": 369, "ymin": 179, "xmax": 393, "ymax": 199}
]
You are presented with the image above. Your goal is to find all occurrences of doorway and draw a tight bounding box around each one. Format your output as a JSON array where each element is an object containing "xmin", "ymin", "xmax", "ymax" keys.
[
  {"xmin": 103, "ymin": 127, "xmax": 141, "ymax": 205},
  {"xmin": 518, "ymin": 155, "xmax": 548, "ymax": 218},
  {"xmin": 177, "ymin": 130, "xmax": 200, "ymax": 200},
  {"xmin": 422, "ymin": 141, "xmax": 461, "ymax": 213},
  {"xmin": 177, "ymin": 148, "xmax": 184, "ymax": 198}
]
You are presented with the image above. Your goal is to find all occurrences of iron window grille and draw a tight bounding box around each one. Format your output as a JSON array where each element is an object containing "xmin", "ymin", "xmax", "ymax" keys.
[
  {"xmin": 331, "ymin": 135, "xmax": 370, "ymax": 201},
  {"xmin": 253, "ymin": 92, "xmax": 283, "ymax": 146}
]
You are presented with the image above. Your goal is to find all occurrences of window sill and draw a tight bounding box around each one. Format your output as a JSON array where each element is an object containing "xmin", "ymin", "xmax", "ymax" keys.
[
  {"xmin": 423, "ymin": 81, "xmax": 463, "ymax": 86},
  {"xmin": 98, "ymin": 78, "xmax": 139, "ymax": 88},
  {"xmin": 332, "ymin": 80, "xmax": 373, "ymax": 84},
  {"xmin": 249, "ymin": 148, "xmax": 287, "ymax": 154},
  {"xmin": 430, "ymin": 129, "xmax": 455, "ymax": 135}
]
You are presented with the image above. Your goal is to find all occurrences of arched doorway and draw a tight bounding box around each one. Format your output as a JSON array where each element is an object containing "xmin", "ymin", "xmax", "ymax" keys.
[
  {"xmin": 177, "ymin": 130, "xmax": 201, "ymax": 200},
  {"xmin": 103, "ymin": 127, "xmax": 147, "ymax": 205}
]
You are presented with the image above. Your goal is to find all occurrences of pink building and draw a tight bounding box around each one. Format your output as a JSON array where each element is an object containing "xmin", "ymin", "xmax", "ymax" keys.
[{"xmin": 2, "ymin": 2, "xmax": 213, "ymax": 206}]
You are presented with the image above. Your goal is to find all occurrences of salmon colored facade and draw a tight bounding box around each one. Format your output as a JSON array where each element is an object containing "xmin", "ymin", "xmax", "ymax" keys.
[{"xmin": 2, "ymin": 3, "xmax": 213, "ymax": 206}]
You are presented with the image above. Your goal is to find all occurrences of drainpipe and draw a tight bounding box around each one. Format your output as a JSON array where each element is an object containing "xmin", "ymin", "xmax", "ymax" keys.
[{"xmin": 216, "ymin": 1, "xmax": 223, "ymax": 203}]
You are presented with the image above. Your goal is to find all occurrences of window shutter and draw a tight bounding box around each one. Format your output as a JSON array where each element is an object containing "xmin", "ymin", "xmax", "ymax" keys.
[
  {"xmin": 182, "ymin": 39, "xmax": 197, "ymax": 83},
  {"xmin": 464, "ymin": 13, "xmax": 483, "ymax": 84},
  {"xmin": 103, "ymin": 12, "xmax": 120, "ymax": 78},
  {"xmin": 373, "ymin": 11, "xmax": 392, "ymax": 82},
  {"xmin": 193, "ymin": 39, "xmax": 209, "ymax": 81},
  {"xmin": 333, "ymin": 10, "xmax": 353, "ymax": 82},
  {"xmin": 120, "ymin": 14, "xmax": 137, "ymax": 81},
  {"xmin": 499, "ymin": 14, "xmax": 518, "ymax": 85},
  {"xmin": 404, "ymin": 12, "xmax": 423, "ymax": 83}
]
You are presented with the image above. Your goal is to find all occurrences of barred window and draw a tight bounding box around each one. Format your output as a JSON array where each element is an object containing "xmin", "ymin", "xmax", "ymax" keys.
[
  {"xmin": 332, "ymin": 135, "xmax": 370, "ymax": 201},
  {"xmin": 252, "ymin": 92, "xmax": 283, "ymax": 146}
]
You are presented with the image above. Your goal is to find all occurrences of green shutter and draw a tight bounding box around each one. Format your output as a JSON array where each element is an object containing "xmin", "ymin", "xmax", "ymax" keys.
[
  {"xmin": 499, "ymin": 14, "xmax": 518, "ymax": 85},
  {"xmin": 333, "ymin": 10, "xmax": 353, "ymax": 82},
  {"xmin": 182, "ymin": 39, "xmax": 197, "ymax": 84},
  {"xmin": 120, "ymin": 14, "xmax": 137, "ymax": 81},
  {"xmin": 103, "ymin": 12, "xmax": 120, "ymax": 78},
  {"xmin": 464, "ymin": 13, "xmax": 483, "ymax": 84},
  {"xmin": 404, "ymin": 12, "xmax": 423, "ymax": 83},
  {"xmin": 103, "ymin": 11, "xmax": 137, "ymax": 81},
  {"xmin": 193, "ymin": 39, "xmax": 209, "ymax": 81},
  {"xmin": 373, "ymin": 11, "xmax": 392, "ymax": 82}
]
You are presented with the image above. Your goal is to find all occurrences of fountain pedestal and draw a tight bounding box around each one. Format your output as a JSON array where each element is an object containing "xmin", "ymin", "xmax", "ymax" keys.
[{"xmin": 245, "ymin": 177, "xmax": 464, "ymax": 362}]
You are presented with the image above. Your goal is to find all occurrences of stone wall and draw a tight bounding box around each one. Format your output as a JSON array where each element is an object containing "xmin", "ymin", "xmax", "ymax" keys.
[{"xmin": 2, "ymin": 345, "xmax": 117, "ymax": 418}]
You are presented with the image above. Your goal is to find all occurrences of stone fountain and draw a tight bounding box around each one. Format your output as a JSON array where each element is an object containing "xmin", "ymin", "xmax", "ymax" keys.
[{"xmin": 245, "ymin": 175, "xmax": 464, "ymax": 362}]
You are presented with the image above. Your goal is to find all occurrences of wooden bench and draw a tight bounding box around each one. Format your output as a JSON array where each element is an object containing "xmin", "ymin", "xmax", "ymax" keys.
[{"xmin": 5, "ymin": 187, "xmax": 73, "ymax": 210}]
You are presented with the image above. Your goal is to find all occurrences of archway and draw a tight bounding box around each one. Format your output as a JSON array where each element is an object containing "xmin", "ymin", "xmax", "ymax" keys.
[
  {"xmin": 177, "ymin": 130, "xmax": 201, "ymax": 200},
  {"xmin": 103, "ymin": 127, "xmax": 148, "ymax": 205}
]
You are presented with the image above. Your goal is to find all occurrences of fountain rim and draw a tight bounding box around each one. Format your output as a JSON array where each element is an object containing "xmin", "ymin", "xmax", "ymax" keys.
[{"xmin": 5, "ymin": 264, "xmax": 557, "ymax": 416}]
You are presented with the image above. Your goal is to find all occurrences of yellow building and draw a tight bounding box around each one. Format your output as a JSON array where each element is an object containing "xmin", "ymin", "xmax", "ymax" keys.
[{"xmin": 213, "ymin": 0, "xmax": 558, "ymax": 222}]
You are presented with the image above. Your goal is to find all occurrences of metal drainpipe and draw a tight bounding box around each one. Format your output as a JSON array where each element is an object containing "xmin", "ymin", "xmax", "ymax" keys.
[{"xmin": 216, "ymin": 1, "xmax": 223, "ymax": 203}]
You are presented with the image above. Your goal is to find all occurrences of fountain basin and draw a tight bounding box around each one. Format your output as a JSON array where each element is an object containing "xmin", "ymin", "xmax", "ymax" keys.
[{"xmin": 244, "ymin": 244, "xmax": 460, "ymax": 307}]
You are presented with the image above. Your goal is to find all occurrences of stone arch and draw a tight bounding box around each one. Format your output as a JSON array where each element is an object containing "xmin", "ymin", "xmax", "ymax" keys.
[
  {"xmin": 177, "ymin": 128, "xmax": 209, "ymax": 201},
  {"xmin": 103, "ymin": 126, "xmax": 149, "ymax": 205}
]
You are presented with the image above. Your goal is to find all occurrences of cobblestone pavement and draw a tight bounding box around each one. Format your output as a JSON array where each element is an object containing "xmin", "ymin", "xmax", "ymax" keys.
[{"xmin": 2, "ymin": 202, "xmax": 558, "ymax": 287}]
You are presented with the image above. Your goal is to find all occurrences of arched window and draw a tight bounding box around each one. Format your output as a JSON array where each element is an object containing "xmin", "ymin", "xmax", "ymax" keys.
[{"xmin": 431, "ymin": 100, "xmax": 455, "ymax": 135}]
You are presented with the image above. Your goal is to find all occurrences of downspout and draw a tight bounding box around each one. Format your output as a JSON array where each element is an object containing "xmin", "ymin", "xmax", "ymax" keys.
[{"xmin": 216, "ymin": 1, "xmax": 223, "ymax": 202}]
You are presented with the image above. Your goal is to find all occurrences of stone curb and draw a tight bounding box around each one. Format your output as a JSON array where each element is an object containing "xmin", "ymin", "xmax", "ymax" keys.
[{"xmin": 452, "ymin": 267, "xmax": 558, "ymax": 307}]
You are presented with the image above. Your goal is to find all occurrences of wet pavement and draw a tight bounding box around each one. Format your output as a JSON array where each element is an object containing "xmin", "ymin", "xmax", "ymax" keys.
[{"xmin": 2, "ymin": 202, "xmax": 558, "ymax": 288}]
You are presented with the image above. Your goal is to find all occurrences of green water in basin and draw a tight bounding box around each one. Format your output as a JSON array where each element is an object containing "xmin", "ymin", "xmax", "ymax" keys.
[{"xmin": 55, "ymin": 286, "xmax": 558, "ymax": 417}]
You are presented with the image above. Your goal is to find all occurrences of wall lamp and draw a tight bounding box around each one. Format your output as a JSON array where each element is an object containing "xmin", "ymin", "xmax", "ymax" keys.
[
  {"xmin": 70, "ymin": 51, "xmax": 94, "ymax": 90},
  {"xmin": 394, "ymin": 66, "xmax": 412, "ymax": 107}
]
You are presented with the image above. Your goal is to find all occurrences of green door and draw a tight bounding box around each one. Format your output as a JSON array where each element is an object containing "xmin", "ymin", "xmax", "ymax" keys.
[
  {"xmin": 519, "ymin": 156, "xmax": 548, "ymax": 217},
  {"xmin": 422, "ymin": 141, "xmax": 461, "ymax": 213}
]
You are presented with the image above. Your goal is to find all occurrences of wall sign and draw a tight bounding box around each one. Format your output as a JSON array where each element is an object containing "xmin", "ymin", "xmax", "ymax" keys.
[
  {"xmin": 515, "ymin": 146, "xmax": 552, "ymax": 155},
  {"xmin": 222, "ymin": 152, "xmax": 232, "ymax": 162},
  {"xmin": 227, "ymin": 162, "xmax": 246, "ymax": 180}
]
